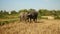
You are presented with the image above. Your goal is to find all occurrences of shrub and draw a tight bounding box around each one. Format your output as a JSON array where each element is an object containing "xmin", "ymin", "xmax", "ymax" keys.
[{"xmin": 54, "ymin": 16, "xmax": 60, "ymax": 19}]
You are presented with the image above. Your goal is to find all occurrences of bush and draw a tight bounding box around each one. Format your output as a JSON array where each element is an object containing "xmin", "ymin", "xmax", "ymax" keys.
[
  {"xmin": 54, "ymin": 16, "xmax": 60, "ymax": 19},
  {"xmin": 0, "ymin": 15, "xmax": 7, "ymax": 19},
  {"xmin": 38, "ymin": 15, "xmax": 41, "ymax": 19}
]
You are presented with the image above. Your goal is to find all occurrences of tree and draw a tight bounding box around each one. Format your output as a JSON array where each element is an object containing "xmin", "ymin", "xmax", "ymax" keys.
[
  {"xmin": 11, "ymin": 10, "xmax": 17, "ymax": 14},
  {"xmin": 19, "ymin": 9, "xmax": 28, "ymax": 14},
  {"xmin": 39, "ymin": 9, "xmax": 48, "ymax": 16},
  {"xmin": 28, "ymin": 9, "xmax": 36, "ymax": 12},
  {"xmin": 0, "ymin": 10, "xmax": 3, "ymax": 15},
  {"xmin": 3, "ymin": 10, "xmax": 9, "ymax": 15},
  {"xmin": 0, "ymin": 10, "xmax": 6, "ymax": 18}
]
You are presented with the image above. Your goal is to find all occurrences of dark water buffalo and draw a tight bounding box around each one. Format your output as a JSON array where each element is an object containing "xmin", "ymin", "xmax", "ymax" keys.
[{"xmin": 27, "ymin": 11, "xmax": 38, "ymax": 22}]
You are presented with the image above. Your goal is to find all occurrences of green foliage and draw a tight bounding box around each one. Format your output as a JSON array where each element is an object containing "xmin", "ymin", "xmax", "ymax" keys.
[
  {"xmin": 54, "ymin": 16, "xmax": 60, "ymax": 19},
  {"xmin": 0, "ymin": 9, "xmax": 60, "ymax": 26},
  {"xmin": 0, "ymin": 9, "xmax": 60, "ymax": 19},
  {"xmin": 28, "ymin": 9, "xmax": 36, "ymax": 12},
  {"xmin": 4, "ymin": 10, "xmax": 9, "ymax": 15},
  {"xmin": 0, "ymin": 18, "xmax": 18, "ymax": 26},
  {"xmin": 11, "ymin": 10, "xmax": 18, "ymax": 15},
  {"xmin": 0, "ymin": 15, "xmax": 4, "ymax": 18},
  {"xmin": 19, "ymin": 9, "xmax": 28, "ymax": 13},
  {"xmin": 39, "ymin": 9, "xmax": 52, "ymax": 16}
]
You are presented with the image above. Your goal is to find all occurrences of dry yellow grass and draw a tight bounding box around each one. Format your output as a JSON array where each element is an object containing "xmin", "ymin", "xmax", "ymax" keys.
[{"xmin": 0, "ymin": 19, "xmax": 60, "ymax": 34}]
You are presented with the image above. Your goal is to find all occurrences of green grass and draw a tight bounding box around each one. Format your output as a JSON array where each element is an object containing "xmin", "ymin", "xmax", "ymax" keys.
[
  {"xmin": 0, "ymin": 14, "xmax": 19, "ymax": 26},
  {"xmin": 0, "ymin": 18, "xmax": 18, "ymax": 26}
]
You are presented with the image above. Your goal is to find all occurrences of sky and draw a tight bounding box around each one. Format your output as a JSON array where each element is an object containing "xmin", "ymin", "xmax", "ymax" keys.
[{"xmin": 0, "ymin": 0, "xmax": 60, "ymax": 11}]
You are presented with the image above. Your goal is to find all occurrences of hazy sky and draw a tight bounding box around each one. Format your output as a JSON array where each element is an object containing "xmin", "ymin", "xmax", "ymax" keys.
[{"xmin": 0, "ymin": 0, "xmax": 60, "ymax": 11}]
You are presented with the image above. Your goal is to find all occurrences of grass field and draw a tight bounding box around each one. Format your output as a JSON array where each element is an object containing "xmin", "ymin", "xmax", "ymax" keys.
[{"xmin": 0, "ymin": 19, "xmax": 60, "ymax": 34}]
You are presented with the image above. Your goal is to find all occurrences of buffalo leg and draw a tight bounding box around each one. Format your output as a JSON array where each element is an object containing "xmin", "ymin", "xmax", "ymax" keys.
[
  {"xmin": 33, "ymin": 18, "xmax": 35, "ymax": 22},
  {"xmin": 30, "ymin": 18, "xmax": 32, "ymax": 23}
]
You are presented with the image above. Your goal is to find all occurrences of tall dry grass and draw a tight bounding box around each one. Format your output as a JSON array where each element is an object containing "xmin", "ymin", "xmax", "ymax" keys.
[{"xmin": 0, "ymin": 19, "xmax": 60, "ymax": 34}]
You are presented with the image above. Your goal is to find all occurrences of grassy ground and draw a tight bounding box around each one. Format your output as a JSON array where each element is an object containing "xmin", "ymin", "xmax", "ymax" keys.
[
  {"xmin": 0, "ymin": 19, "xmax": 60, "ymax": 34},
  {"xmin": 0, "ymin": 14, "xmax": 19, "ymax": 25},
  {"xmin": 0, "ymin": 18, "xmax": 19, "ymax": 25}
]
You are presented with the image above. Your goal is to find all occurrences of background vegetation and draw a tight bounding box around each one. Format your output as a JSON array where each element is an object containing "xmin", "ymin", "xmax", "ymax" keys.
[{"xmin": 0, "ymin": 9, "xmax": 60, "ymax": 25}]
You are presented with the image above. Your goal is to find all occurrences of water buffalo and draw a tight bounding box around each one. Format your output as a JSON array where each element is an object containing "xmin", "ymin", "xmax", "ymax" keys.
[
  {"xmin": 19, "ymin": 11, "xmax": 38, "ymax": 23},
  {"xmin": 19, "ymin": 12, "xmax": 28, "ymax": 22},
  {"xmin": 27, "ymin": 11, "xmax": 38, "ymax": 23}
]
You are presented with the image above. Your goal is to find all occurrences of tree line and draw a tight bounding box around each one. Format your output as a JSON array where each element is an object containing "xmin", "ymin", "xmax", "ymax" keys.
[{"xmin": 0, "ymin": 9, "xmax": 60, "ymax": 19}]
